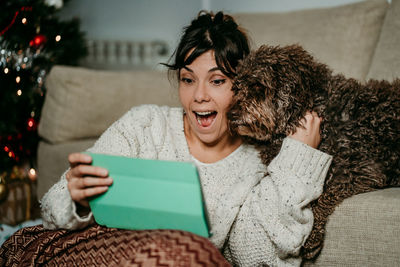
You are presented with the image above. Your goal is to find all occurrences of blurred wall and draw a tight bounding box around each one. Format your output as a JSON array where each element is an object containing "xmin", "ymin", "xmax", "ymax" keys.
[{"xmin": 59, "ymin": 0, "xmax": 384, "ymax": 58}]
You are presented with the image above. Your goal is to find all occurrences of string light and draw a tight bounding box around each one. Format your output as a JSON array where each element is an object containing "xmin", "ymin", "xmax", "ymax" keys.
[
  {"xmin": 22, "ymin": 18, "xmax": 27, "ymax": 24},
  {"xmin": 16, "ymin": 76, "xmax": 21, "ymax": 83},
  {"xmin": 27, "ymin": 117, "xmax": 37, "ymax": 131},
  {"xmin": 28, "ymin": 168, "xmax": 37, "ymax": 180},
  {"xmin": 55, "ymin": 35, "xmax": 61, "ymax": 42},
  {"xmin": 17, "ymin": 89, "xmax": 22, "ymax": 96},
  {"xmin": 0, "ymin": 7, "xmax": 32, "ymax": 36},
  {"xmin": 0, "ymin": 41, "xmax": 41, "ymax": 73}
]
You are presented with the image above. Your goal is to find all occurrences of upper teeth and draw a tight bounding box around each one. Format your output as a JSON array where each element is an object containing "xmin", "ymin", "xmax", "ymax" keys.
[{"xmin": 196, "ymin": 111, "xmax": 214, "ymax": 116}]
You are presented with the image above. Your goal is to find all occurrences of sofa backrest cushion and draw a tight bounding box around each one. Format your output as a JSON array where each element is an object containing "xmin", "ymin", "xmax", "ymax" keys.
[
  {"xmin": 235, "ymin": 0, "xmax": 388, "ymax": 81},
  {"xmin": 39, "ymin": 65, "xmax": 180, "ymax": 144},
  {"xmin": 367, "ymin": 0, "xmax": 400, "ymax": 81}
]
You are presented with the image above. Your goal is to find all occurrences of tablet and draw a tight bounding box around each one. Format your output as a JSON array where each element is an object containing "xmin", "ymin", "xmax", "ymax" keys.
[{"xmin": 86, "ymin": 152, "xmax": 211, "ymax": 238}]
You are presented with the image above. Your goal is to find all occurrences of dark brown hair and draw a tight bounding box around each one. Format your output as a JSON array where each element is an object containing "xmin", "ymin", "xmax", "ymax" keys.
[{"xmin": 165, "ymin": 11, "xmax": 250, "ymax": 80}]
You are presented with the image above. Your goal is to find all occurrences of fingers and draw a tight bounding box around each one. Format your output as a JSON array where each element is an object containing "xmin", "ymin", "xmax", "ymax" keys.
[
  {"xmin": 70, "ymin": 186, "xmax": 110, "ymax": 208},
  {"xmin": 74, "ymin": 177, "xmax": 113, "ymax": 188},
  {"xmin": 66, "ymin": 152, "xmax": 112, "ymax": 205},
  {"xmin": 67, "ymin": 175, "xmax": 113, "ymax": 204},
  {"xmin": 311, "ymin": 111, "xmax": 322, "ymax": 124},
  {"xmin": 289, "ymin": 111, "xmax": 322, "ymax": 149},
  {"xmin": 68, "ymin": 152, "xmax": 92, "ymax": 167},
  {"xmin": 66, "ymin": 152, "xmax": 108, "ymax": 181},
  {"xmin": 68, "ymin": 177, "xmax": 112, "ymax": 200},
  {"xmin": 68, "ymin": 177, "xmax": 111, "ymax": 194},
  {"xmin": 66, "ymin": 164, "xmax": 109, "ymax": 187},
  {"xmin": 301, "ymin": 111, "xmax": 322, "ymax": 128},
  {"xmin": 69, "ymin": 164, "xmax": 108, "ymax": 179}
]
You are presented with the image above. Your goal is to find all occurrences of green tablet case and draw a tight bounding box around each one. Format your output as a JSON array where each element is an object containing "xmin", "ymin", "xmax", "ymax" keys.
[{"xmin": 86, "ymin": 152, "xmax": 210, "ymax": 237}]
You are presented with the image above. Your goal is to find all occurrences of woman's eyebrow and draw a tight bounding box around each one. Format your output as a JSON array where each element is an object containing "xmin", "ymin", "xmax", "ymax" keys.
[
  {"xmin": 208, "ymin": 67, "xmax": 220, "ymax": 73},
  {"xmin": 183, "ymin": 66, "xmax": 193, "ymax": 72},
  {"xmin": 182, "ymin": 66, "xmax": 220, "ymax": 73}
]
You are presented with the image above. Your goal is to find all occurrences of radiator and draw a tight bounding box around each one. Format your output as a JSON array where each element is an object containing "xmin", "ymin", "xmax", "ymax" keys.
[{"xmin": 80, "ymin": 39, "xmax": 170, "ymax": 70}]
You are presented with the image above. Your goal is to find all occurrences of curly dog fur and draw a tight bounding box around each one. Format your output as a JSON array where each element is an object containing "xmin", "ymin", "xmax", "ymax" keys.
[{"xmin": 228, "ymin": 44, "xmax": 400, "ymax": 260}]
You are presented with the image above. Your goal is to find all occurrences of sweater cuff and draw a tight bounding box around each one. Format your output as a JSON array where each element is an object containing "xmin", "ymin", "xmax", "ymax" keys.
[
  {"xmin": 71, "ymin": 201, "xmax": 94, "ymax": 223},
  {"xmin": 269, "ymin": 137, "xmax": 332, "ymax": 185}
]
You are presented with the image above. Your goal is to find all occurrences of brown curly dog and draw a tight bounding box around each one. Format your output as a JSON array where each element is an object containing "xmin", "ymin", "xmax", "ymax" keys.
[{"xmin": 228, "ymin": 44, "xmax": 400, "ymax": 260}]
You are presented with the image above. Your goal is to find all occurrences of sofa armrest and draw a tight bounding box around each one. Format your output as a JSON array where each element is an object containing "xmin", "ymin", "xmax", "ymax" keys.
[{"xmin": 304, "ymin": 188, "xmax": 400, "ymax": 266}]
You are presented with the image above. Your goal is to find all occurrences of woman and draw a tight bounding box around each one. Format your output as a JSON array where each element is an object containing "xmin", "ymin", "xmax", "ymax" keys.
[{"xmin": 40, "ymin": 11, "xmax": 332, "ymax": 266}]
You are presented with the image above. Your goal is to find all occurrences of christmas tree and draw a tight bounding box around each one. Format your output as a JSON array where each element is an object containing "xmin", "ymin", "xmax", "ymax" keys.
[{"xmin": 0, "ymin": 0, "xmax": 87, "ymax": 199}]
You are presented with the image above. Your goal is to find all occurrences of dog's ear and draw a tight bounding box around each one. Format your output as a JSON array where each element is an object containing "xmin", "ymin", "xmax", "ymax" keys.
[{"xmin": 229, "ymin": 44, "xmax": 330, "ymax": 141}]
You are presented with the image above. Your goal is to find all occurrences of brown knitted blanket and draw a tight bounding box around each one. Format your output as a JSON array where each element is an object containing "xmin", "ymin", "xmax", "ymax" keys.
[{"xmin": 0, "ymin": 224, "xmax": 230, "ymax": 267}]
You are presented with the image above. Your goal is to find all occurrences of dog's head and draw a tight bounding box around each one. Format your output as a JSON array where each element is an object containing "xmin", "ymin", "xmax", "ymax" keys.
[{"xmin": 228, "ymin": 44, "xmax": 330, "ymax": 141}]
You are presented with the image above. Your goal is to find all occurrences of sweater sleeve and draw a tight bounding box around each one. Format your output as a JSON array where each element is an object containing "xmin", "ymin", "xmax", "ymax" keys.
[
  {"xmin": 223, "ymin": 137, "xmax": 332, "ymax": 266},
  {"xmin": 40, "ymin": 118, "xmax": 137, "ymax": 230}
]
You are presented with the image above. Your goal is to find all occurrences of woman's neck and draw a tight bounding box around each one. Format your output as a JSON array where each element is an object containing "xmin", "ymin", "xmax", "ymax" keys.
[{"xmin": 183, "ymin": 115, "xmax": 242, "ymax": 164}]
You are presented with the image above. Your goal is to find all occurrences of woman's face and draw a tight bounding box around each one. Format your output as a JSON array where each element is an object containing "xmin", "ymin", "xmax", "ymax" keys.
[{"xmin": 179, "ymin": 50, "xmax": 234, "ymax": 146}]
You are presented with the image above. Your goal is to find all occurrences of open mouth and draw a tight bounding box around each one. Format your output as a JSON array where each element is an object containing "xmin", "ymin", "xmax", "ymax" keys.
[{"xmin": 193, "ymin": 111, "xmax": 218, "ymax": 128}]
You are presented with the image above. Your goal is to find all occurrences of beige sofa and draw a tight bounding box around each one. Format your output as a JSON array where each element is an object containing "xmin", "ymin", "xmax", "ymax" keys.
[{"xmin": 37, "ymin": 0, "xmax": 400, "ymax": 265}]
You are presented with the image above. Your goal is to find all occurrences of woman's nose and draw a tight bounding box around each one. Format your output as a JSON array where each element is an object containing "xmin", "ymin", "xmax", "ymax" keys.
[{"xmin": 194, "ymin": 82, "xmax": 210, "ymax": 102}]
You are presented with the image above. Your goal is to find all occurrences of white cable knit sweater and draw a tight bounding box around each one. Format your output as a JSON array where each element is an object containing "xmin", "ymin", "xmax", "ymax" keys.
[{"xmin": 40, "ymin": 105, "xmax": 332, "ymax": 267}]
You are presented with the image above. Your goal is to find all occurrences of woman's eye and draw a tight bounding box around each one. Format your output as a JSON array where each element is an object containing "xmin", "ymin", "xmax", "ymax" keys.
[
  {"xmin": 181, "ymin": 77, "xmax": 193, "ymax": 84},
  {"xmin": 212, "ymin": 79, "xmax": 226, "ymax": 86}
]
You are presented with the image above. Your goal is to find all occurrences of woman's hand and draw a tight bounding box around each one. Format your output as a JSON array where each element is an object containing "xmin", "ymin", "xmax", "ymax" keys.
[
  {"xmin": 66, "ymin": 153, "xmax": 113, "ymax": 208},
  {"xmin": 289, "ymin": 111, "xmax": 322, "ymax": 149}
]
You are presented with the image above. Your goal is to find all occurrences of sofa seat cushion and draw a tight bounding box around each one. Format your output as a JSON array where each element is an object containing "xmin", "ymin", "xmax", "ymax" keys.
[
  {"xmin": 304, "ymin": 188, "xmax": 400, "ymax": 266},
  {"xmin": 39, "ymin": 66, "xmax": 181, "ymax": 144}
]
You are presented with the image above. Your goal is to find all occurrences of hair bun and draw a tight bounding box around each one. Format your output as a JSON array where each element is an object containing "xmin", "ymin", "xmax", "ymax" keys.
[
  {"xmin": 213, "ymin": 12, "xmax": 224, "ymax": 22},
  {"xmin": 215, "ymin": 12, "xmax": 238, "ymax": 31}
]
